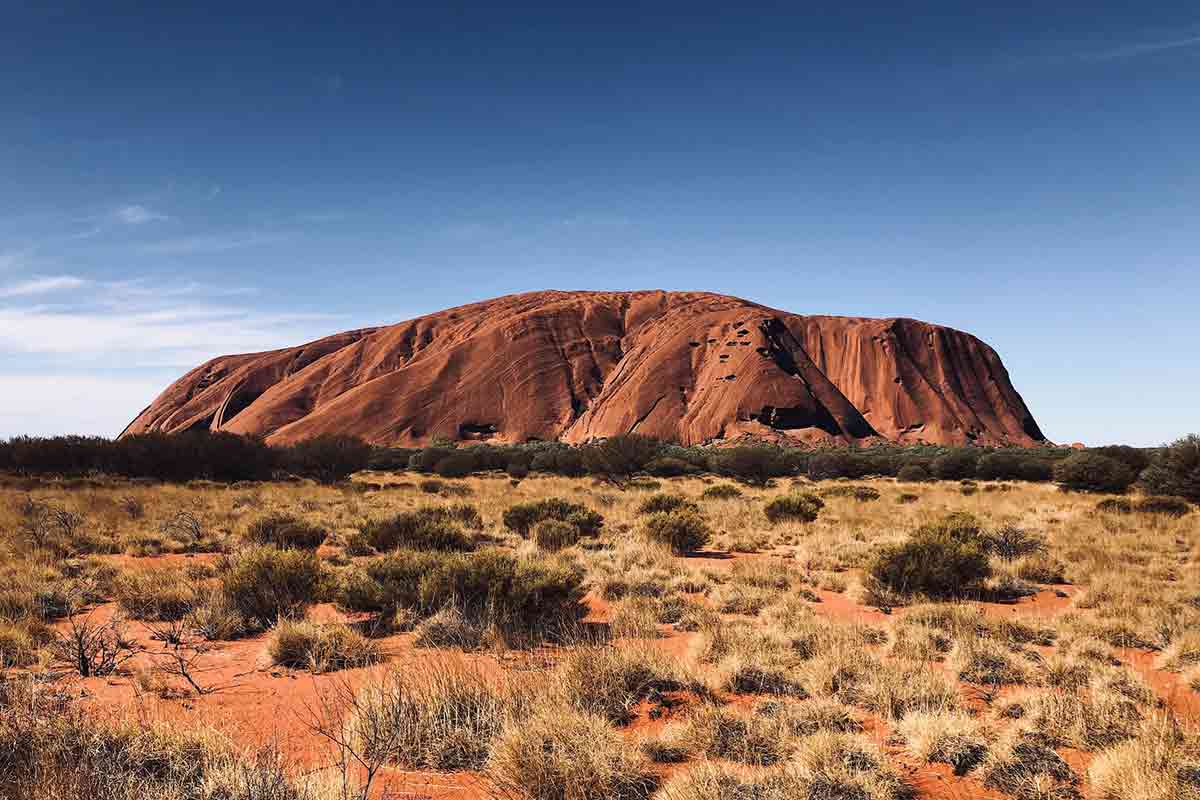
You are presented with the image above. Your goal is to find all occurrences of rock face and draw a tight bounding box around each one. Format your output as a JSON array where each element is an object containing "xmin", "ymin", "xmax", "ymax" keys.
[{"xmin": 122, "ymin": 291, "xmax": 1045, "ymax": 448}]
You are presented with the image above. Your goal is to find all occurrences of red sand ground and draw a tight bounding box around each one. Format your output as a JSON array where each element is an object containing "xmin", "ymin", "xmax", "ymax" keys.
[{"xmin": 58, "ymin": 551, "xmax": 1195, "ymax": 800}]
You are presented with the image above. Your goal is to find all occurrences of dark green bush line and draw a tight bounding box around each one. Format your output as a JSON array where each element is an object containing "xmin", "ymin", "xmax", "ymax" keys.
[
  {"xmin": 0, "ymin": 432, "xmax": 371, "ymax": 484},
  {"xmin": 6, "ymin": 431, "xmax": 1195, "ymax": 495}
]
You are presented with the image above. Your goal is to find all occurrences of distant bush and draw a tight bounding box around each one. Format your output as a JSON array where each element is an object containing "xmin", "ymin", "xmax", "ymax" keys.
[
  {"xmin": 1091, "ymin": 445, "xmax": 1152, "ymax": 474},
  {"xmin": 644, "ymin": 457, "xmax": 697, "ymax": 477},
  {"xmin": 636, "ymin": 493, "xmax": 699, "ymax": 515},
  {"xmin": 502, "ymin": 498, "xmax": 602, "ymax": 537},
  {"xmin": 532, "ymin": 519, "xmax": 580, "ymax": 552},
  {"xmin": 868, "ymin": 530, "xmax": 991, "ymax": 599},
  {"xmin": 897, "ymin": 464, "xmax": 930, "ymax": 483},
  {"xmin": 642, "ymin": 511, "xmax": 712, "ymax": 554},
  {"xmin": 820, "ymin": 484, "xmax": 880, "ymax": 502},
  {"xmin": 702, "ymin": 484, "xmax": 743, "ymax": 500},
  {"xmin": 1015, "ymin": 459, "xmax": 1054, "ymax": 482},
  {"xmin": 763, "ymin": 494, "xmax": 823, "ymax": 524},
  {"xmin": 506, "ymin": 462, "xmax": 529, "ymax": 480},
  {"xmin": 0, "ymin": 431, "xmax": 277, "ymax": 482},
  {"xmin": 245, "ymin": 513, "xmax": 327, "ymax": 550},
  {"xmin": 282, "ymin": 434, "xmax": 372, "ymax": 483},
  {"xmin": 434, "ymin": 451, "xmax": 477, "ymax": 478},
  {"xmin": 219, "ymin": 546, "xmax": 324, "ymax": 627},
  {"xmin": 930, "ymin": 450, "xmax": 979, "ymax": 481},
  {"xmin": 1054, "ymin": 452, "xmax": 1136, "ymax": 493},
  {"xmin": 1133, "ymin": 496, "xmax": 1191, "ymax": 517},
  {"xmin": 408, "ymin": 445, "xmax": 455, "ymax": 473},
  {"xmin": 1138, "ymin": 434, "xmax": 1200, "ymax": 503},
  {"xmin": 361, "ymin": 507, "xmax": 478, "ymax": 552},
  {"xmin": 897, "ymin": 493, "xmax": 920, "ymax": 504},
  {"xmin": 974, "ymin": 452, "xmax": 1023, "ymax": 481},
  {"xmin": 1096, "ymin": 497, "xmax": 1133, "ymax": 514},
  {"xmin": 582, "ymin": 434, "xmax": 661, "ymax": 483},
  {"xmin": 711, "ymin": 446, "xmax": 791, "ymax": 486},
  {"xmin": 529, "ymin": 446, "xmax": 586, "ymax": 477},
  {"xmin": 806, "ymin": 451, "xmax": 869, "ymax": 481}
]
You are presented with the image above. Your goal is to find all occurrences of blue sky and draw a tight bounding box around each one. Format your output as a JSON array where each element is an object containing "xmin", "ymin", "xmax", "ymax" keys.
[{"xmin": 1, "ymin": 2, "xmax": 1197, "ymax": 445}]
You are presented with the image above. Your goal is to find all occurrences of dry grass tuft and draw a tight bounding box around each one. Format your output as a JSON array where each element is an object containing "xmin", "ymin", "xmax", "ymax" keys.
[
  {"xmin": 897, "ymin": 710, "xmax": 992, "ymax": 775},
  {"xmin": 486, "ymin": 707, "xmax": 658, "ymax": 800},
  {"xmin": 267, "ymin": 618, "xmax": 381, "ymax": 672}
]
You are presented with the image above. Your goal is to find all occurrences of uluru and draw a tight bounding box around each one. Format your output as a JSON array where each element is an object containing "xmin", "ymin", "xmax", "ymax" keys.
[{"xmin": 122, "ymin": 290, "xmax": 1045, "ymax": 448}]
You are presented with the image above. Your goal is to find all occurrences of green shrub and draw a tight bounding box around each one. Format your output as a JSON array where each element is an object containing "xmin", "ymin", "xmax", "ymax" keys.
[
  {"xmin": 1016, "ymin": 459, "xmax": 1054, "ymax": 482},
  {"xmin": 532, "ymin": 519, "xmax": 580, "ymax": 552},
  {"xmin": 868, "ymin": 531, "xmax": 991, "ymax": 599},
  {"xmin": 645, "ymin": 457, "xmax": 697, "ymax": 477},
  {"xmin": 641, "ymin": 510, "xmax": 712, "ymax": 554},
  {"xmin": 711, "ymin": 446, "xmax": 791, "ymax": 486},
  {"xmin": 930, "ymin": 450, "xmax": 979, "ymax": 480},
  {"xmin": 581, "ymin": 434, "xmax": 662, "ymax": 482},
  {"xmin": 1054, "ymin": 452, "xmax": 1136, "ymax": 493},
  {"xmin": 897, "ymin": 464, "xmax": 930, "ymax": 483},
  {"xmin": 434, "ymin": 451, "xmax": 476, "ymax": 478},
  {"xmin": 763, "ymin": 493, "xmax": 823, "ymax": 524},
  {"xmin": 701, "ymin": 484, "xmax": 742, "ymax": 500},
  {"xmin": 502, "ymin": 498, "xmax": 603, "ymax": 537},
  {"xmin": 1134, "ymin": 496, "xmax": 1192, "ymax": 516},
  {"xmin": 418, "ymin": 550, "xmax": 587, "ymax": 629},
  {"xmin": 806, "ymin": 451, "xmax": 870, "ymax": 480},
  {"xmin": 820, "ymin": 484, "xmax": 880, "ymax": 502},
  {"xmin": 283, "ymin": 434, "xmax": 371, "ymax": 483},
  {"xmin": 219, "ymin": 546, "xmax": 324, "ymax": 627},
  {"xmin": 974, "ymin": 452, "xmax": 1023, "ymax": 481},
  {"xmin": 1138, "ymin": 434, "xmax": 1200, "ymax": 502},
  {"xmin": 1096, "ymin": 497, "xmax": 1133, "ymax": 514},
  {"xmin": 1091, "ymin": 445, "xmax": 1151, "ymax": 473},
  {"xmin": 337, "ymin": 552, "xmax": 441, "ymax": 613},
  {"xmin": 244, "ymin": 514, "xmax": 327, "ymax": 550},
  {"xmin": 360, "ymin": 508, "xmax": 476, "ymax": 552},
  {"xmin": 636, "ymin": 493, "xmax": 698, "ymax": 515}
]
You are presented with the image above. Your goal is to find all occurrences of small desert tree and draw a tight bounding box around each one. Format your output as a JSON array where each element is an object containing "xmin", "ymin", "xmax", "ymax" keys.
[{"xmin": 1138, "ymin": 434, "xmax": 1200, "ymax": 502}]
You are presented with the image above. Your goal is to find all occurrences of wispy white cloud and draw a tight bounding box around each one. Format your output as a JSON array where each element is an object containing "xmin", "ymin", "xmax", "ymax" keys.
[
  {"xmin": 0, "ymin": 275, "xmax": 337, "ymax": 369},
  {"xmin": 114, "ymin": 204, "xmax": 168, "ymax": 225},
  {"xmin": 0, "ymin": 275, "xmax": 89, "ymax": 298},
  {"xmin": 1082, "ymin": 33, "xmax": 1200, "ymax": 62},
  {"xmin": 137, "ymin": 231, "xmax": 289, "ymax": 255}
]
